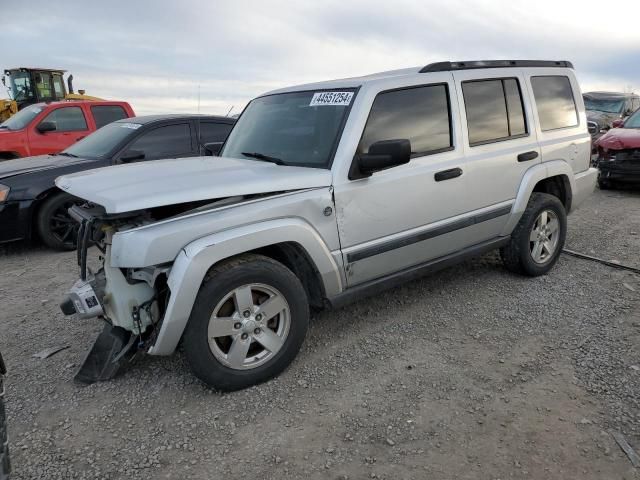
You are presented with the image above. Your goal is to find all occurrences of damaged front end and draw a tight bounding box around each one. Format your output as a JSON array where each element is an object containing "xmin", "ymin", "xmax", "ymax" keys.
[{"xmin": 60, "ymin": 204, "xmax": 166, "ymax": 384}]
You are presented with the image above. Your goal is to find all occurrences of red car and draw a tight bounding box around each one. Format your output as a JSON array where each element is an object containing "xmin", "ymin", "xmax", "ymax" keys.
[
  {"xmin": 594, "ymin": 108, "xmax": 640, "ymax": 189},
  {"xmin": 0, "ymin": 100, "xmax": 135, "ymax": 159}
]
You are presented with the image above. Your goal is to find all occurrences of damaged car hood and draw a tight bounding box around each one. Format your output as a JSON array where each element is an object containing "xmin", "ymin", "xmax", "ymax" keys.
[
  {"xmin": 595, "ymin": 128, "xmax": 640, "ymax": 150},
  {"xmin": 55, "ymin": 156, "xmax": 333, "ymax": 213}
]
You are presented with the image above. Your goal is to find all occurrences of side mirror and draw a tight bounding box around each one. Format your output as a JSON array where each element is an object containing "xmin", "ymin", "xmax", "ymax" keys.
[
  {"xmin": 37, "ymin": 121, "xmax": 57, "ymax": 133},
  {"xmin": 203, "ymin": 142, "xmax": 223, "ymax": 156},
  {"xmin": 611, "ymin": 118, "xmax": 625, "ymax": 128},
  {"xmin": 349, "ymin": 139, "xmax": 411, "ymax": 180},
  {"xmin": 587, "ymin": 121, "xmax": 599, "ymax": 135},
  {"xmin": 119, "ymin": 150, "xmax": 145, "ymax": 163}
]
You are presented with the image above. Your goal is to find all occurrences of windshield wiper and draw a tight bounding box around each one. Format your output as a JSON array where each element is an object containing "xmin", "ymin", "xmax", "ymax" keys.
[
  {"xmin": 56, "ymin": 152, "xmax": 79, "ymax": 158},
  {"xmin": 241, "ymin": 152, "xmax": 285, "ymax": 165}
]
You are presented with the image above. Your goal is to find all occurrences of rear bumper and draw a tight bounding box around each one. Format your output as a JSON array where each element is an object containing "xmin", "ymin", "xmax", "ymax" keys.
[
  {"xmin": 0, "ymin": 199, "xmax": 34, "ymax": 243},
  {"xmin": 572, "ymin": 168, "xmax": 598, "ymax": 211}
]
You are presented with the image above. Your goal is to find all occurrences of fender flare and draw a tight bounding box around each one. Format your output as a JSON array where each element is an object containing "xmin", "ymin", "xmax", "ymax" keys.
[
  {"xmin": 500, "ymin": 160, "xmax": 575, "ymax": 236},
  {"xmin": 148, "ymin": 218, "xmax": 342, "ymax": 355}
]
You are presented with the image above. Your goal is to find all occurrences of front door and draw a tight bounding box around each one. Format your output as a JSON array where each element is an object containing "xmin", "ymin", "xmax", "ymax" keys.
[
  {"xmin": 333, "ymin": 75, "xmax": 476, "ymax": 286},
  {"xmin": 28, "ymin": 105, "xmax": 90, "ymax": 156}
]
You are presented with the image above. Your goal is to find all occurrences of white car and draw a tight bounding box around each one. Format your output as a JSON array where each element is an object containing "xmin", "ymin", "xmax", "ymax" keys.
[{"xmin": 58, "ymin": 60, "xmax": 597, "ymax": 391}]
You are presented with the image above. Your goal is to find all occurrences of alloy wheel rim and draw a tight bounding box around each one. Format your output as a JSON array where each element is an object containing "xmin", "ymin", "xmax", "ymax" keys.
[
  {"xmin": 49, "ymin": 200, "xmax": 80, "ymax": 246},
  {"xmin": 529, "ymin": 209, "xmax": 560, "ymax": 264},
  {"xmin": 207, "ymin": 283, "xmax": 290, "ymax": 370}
]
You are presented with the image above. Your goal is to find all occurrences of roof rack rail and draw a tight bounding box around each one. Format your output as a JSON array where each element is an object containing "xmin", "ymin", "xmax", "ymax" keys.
[{"xmin": 419, "ymin": 60, "xmax": 574, "ymax": 73}]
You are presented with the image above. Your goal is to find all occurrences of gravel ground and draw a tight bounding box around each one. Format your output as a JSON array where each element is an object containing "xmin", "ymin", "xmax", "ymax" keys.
[{"xmin": 0, "ymin": 187, "xmax": 639, "ymax": 480}]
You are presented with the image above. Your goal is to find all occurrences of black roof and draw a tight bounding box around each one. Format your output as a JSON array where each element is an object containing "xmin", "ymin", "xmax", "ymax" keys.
[
  {"xmin": 116, "ymin": 114, "xmax": 235, "ymax": 125},
  {"xmin": 420, "ymin": 60, "xmax": 573, "ymax": 73}
]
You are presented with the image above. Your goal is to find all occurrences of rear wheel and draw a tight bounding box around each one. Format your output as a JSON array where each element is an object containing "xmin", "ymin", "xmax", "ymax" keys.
[
  {"xmin": 36, "ymin": 193, "xmax": 82, "ymax": 251},
  {"xmin": 501, "ymin": 193, "xmax": 567, "ymax": 276},
  {"xmin": 183, "ymin": 254, "xmax": 309, "ymax": 391}
]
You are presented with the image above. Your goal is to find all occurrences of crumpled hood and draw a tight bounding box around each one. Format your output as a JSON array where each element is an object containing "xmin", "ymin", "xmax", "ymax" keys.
[
  {"xmin": 595, "ymin": 128, "xmax": 640, "ymax": 150},
  {"xmin": 0, "ymin": 154, "xmax": 95, "ymax": 180},
  {"xmin": 55, "ymin": 156, "xmax": 333, "ymax": 213}
]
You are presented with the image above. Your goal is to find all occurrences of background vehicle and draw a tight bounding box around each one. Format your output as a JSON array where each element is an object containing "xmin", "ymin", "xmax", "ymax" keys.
[
  {"xmin": 0, "ymin": 114, "xmax": 235, "ymax": 250},
  {"xmin": 0, "ymin": 100, "xmax": 135, "ymax": 160},
  {"xmin": 583, "ymin": 91, "xmax": 640, "ymax": 138},
  {"xmin": 0, "ymin": 350, "xmax": 9, "ymax": 480},
  {"xmin": 1, "ymin": 67, "xmax": 101, "ymax": 122},
  {"xmin": 594, "ymin": 108, "xmax": 640, "ymax": 189},
  {"xmin": 57, "ymin": 60, "xmax": 597, "ymax": 391}
]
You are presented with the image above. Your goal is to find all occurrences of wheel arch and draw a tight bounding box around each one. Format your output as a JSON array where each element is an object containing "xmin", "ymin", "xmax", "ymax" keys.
[
  {"xmin": 148, "ymin": 218, "xmax": 342, "ymax": 356},
  {"xmin": 500, "ymin": 161, "xmax": 576, "ymax": 236},
  {"xmin": 0, "ymin": 151, "xmax": 20, "ymax": 160}
]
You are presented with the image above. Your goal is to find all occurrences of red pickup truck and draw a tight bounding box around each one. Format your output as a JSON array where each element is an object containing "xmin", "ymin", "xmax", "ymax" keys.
[{"xmin": 0, "ymin": 100, "xmax": 135, "ymax": 159}]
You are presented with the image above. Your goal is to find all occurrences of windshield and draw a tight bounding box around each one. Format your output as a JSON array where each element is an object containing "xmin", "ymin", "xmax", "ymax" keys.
[
  {"xmin": 625, "ymin": 109, "xmax": 640, "ymax": 128},
  {"xmin": 8, "ymin": 71, "xmax": 35, "ymax": 102},
  {"xmin": 0, "ymin": 104, "xmax": 43, "ymax": 130},
  {"xmin": 221, "ymin": 89, "xmax": 356, "ymax": 168},
  {"xmin": 583, "ymin": 97, "xmax": 625, "ymax": 114},
  {"xmin": 63, "ymin": 122, "xmax": 141, "ymax": 159}
]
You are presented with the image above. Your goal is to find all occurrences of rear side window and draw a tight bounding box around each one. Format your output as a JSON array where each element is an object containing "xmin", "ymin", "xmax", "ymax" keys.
[
  {"xmin": 126, "ymin": 123, "xmax": 193, "ymax": 160},
  {"xmin": 462, "ymin": 78, "xmax": 527, "ymax": 145},
  {"xmin": 197, "ymin": 122, "xmax": 233, "ymax": 143},
  {"xmin": 41, "ymin": 106, "xmax": 88, "ymax": 131},
  {"xmin": 91, "ymin": 105, "xmax": 128, "ymax": 129},
  {"xmin": 531, "ymin": 76, "xmax": 578, "ymax": 131},
  {"xmin": 359, "ymin": 84, "xmax": 452, "ymax": 157}
]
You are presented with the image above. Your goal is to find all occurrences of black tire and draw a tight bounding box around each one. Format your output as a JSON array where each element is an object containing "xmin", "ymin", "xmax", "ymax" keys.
[
  {"xmin": 500, "ymin": 192, "xmax": 567, "ymax": 276},
  {"xmin": 183, "ymin": 254, "xmax": 309, "ymax": 391},
  {"xmin": 36, "ymin": 193, "xmax": 82, "ymax": 251}
]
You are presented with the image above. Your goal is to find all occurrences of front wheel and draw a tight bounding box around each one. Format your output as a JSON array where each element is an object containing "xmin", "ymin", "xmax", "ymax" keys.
[
  {"xmin": 36, "ymin": 192, "xmax": 83, "ymax": 251},
  {"xmin": 501, "ymin": 193, "xmax": 567, "ymax": 276},
  {"xmin": 183, "ymin": 254, "xmax": 309, "ymax": 391}
]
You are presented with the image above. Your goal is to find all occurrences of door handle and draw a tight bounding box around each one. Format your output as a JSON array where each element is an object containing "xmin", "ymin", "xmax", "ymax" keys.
[
  {"xmin": 517, "ymin": 151, "xmax": 539, "ymax": 162},
  {"xmin": 434, "ymin": 167, "xmax": 463, "ymax": 182}
]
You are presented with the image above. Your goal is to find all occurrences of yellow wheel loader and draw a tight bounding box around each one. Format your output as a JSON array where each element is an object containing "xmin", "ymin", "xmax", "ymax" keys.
[{"xmin": 1, "ymin": 67, "xmax": 103, "ymax": 122}]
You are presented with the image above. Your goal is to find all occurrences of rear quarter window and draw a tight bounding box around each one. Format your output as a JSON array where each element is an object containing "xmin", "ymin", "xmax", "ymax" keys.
[
  {"xmin": 91, "ymin": 105, "xmax": 128, "ymax": 129},
  {"xmin": 531, "ymin": 76, "xmax": 578, "ymax": 131}
]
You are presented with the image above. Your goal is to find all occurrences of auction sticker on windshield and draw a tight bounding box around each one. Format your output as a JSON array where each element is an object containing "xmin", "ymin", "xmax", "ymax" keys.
[
  {"xmin": 120, "ymin": 123, "xmax": 142, "ymax": 130},
  {"xmin": 310, "ymin": 91, "xmax": 353, "ymax": 107}
]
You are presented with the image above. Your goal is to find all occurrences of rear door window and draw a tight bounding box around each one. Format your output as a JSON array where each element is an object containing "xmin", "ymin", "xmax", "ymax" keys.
[
  {"xmin": 125, "ymin": 123, "xmax": 193, "ymax": 160},
  {"xmin": 91, "ymin": 105, "xmax": 128, "ymax": 129},
  {"xmin": 462, "ymin": 78, "xmax": 527, "ymax": 145},
  {"xmin": 41, "ymin": 106, "xmax": 88, "ymax": 132},
  {"xmin": 197, "ymin": 122, "xmax": 234, "ymax": 143},
  {"xmin": 530, "ymin": 76, "xmax": 578, "ymax": 131},
  {"xmin": 359, "ymin": 83, "xmax": 452, "ymax": 157}
]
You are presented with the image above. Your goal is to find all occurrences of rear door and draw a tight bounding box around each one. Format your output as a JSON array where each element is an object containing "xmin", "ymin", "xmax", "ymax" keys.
[
  {"xmin": 27, "ymin": 105, "xmax": 90, "ymax": 155},
  {"xmin": 452, "ymin": 69, "xmax": 541, "ymax": 227}
]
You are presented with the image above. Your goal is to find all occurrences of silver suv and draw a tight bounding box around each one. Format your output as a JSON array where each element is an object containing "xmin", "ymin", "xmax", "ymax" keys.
[{"xmin": 58, "ymin": 60, "xmax": 597, "ymax": 391}]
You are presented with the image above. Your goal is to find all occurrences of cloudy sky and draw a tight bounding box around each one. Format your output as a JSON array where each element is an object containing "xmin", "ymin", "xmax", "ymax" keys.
[{"xmin": 2, "ymin": 0, "xmax": 639, "ymax": 115}]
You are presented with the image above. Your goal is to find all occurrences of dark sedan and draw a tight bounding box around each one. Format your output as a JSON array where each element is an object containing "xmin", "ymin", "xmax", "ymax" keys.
[{"xmin": 0, "ymin": 114, "xmax": 235, "ymax": 250}]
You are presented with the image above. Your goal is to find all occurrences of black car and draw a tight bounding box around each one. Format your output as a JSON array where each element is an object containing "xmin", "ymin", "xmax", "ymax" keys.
[
  {"xmin": 0, "ymin": 114, "xmax": 235, "ymax": 250},
  {"xmin": 0, "ymin": 350, "xmax": 8, "ymax": 480}
]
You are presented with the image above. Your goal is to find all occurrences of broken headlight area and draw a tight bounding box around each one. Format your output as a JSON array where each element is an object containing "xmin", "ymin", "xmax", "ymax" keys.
[{"xmin": 60, "ymin": 203, "xmax": 171, "ymax": 385}]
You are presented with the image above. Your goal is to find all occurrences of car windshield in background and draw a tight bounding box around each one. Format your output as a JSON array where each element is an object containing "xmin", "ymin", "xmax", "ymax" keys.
[
  {"xmin": 63, "ymin": 122, "xmax": 141, "ymax": 159},
  {"xmin": 583, "ymin": 98, "xmax": 625, "ymax": 114},
  {"xmin": 625, "ymin": 110, "xmax": 640, "ymax": 128},
  {"xmin": 0, "ymin": 104, "xmax": 43, "ymax": 130},
  {"xmin": 221, "ymin": 89, "xmax": 356, "ymax": 168}
]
